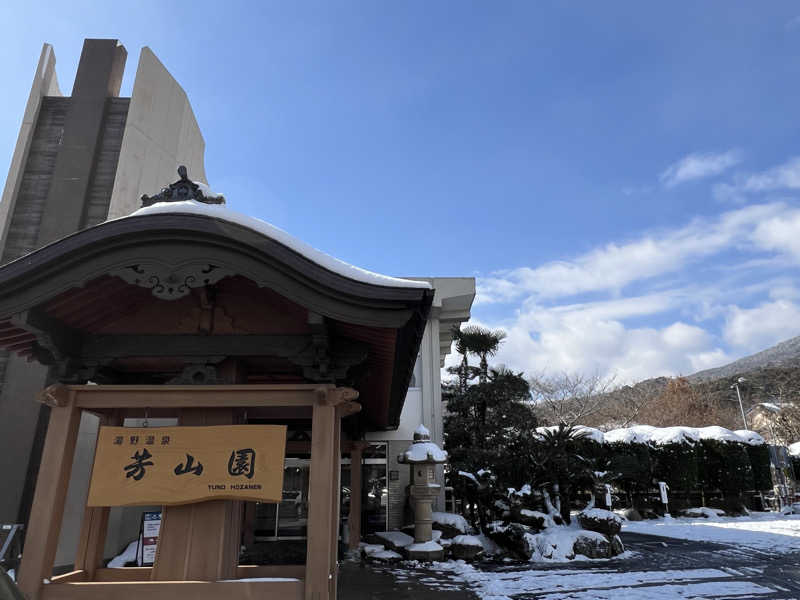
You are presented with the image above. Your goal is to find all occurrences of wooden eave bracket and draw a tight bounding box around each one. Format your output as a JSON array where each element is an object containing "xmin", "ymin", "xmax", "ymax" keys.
[
  {"xmin": 317, "ymin": 386, "xmax": 359, "ymax": 407},
  {"xmin": 39, "ymin": 383, "xmax": 71, "ymax": 407}
]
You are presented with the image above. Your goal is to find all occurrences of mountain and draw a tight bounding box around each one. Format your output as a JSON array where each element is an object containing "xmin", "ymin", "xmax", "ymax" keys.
[
  {"xmin": 590, "ymin": 335, "xmax": 800, "ymax": 431},
  {"xmin": 688, "ymin": 335, "xmax": 800, "ymax": 383}
]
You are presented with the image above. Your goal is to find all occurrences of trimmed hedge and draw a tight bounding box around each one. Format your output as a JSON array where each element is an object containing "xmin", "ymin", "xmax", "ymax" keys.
[
  {"xmin": 746, "ymin": 444, "xmax": 773, "ymax": 492},
  {"xmin": 584, "ymin": 439, "xmax": 774, "ymax": 511}
]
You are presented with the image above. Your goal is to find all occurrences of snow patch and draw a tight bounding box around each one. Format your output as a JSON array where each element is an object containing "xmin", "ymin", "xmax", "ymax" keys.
[
  {"xmin": 580, "ymin": 508, "xmax": 623, "ymax": 525},
  {"xmin": 623, "ymin": 511, "xmax": 800, "ymax": 552},
  {"xmin": 373, "ymin": 530, "xmax": 414, "ymax": 548},
  {"xmin": 406, "ymin": 541, "xmax": 443, "ymax": 552},
  {"xmin": 432, "ymin": 512, "xmax": 469, "ymax": 534},
  {"xmin": 108, "ymin": 540, "xmax": 139, "ymax": 568},
  {"xmin": 370, "ymin": 549, "xmax": 403, "ymax": 561},
  {"xmin": 434, "ymin": 561, "xmax": 763, "ymax": 600},
  {"xmin": 451, "ymin": 535, "xmax": 483, "ymax": 547},
  {"xmin": 361, "ymin": 543, "xmax": 386, "ymax": 556}
]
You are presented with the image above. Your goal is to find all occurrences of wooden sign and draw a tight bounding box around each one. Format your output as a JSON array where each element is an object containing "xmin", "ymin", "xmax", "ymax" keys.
[{"xmin": 87, "ymin": 425, "xmax": 287, "ymax": 506}]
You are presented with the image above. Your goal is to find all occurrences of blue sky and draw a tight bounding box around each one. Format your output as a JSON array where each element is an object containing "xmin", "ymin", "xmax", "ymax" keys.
[{"xmin": 2, "ymin": 1, "xmax": 800, "ymax": 382}]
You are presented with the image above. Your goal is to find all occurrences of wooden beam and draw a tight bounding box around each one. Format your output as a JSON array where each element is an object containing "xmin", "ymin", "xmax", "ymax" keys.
[
  {"xmin": 17, "ymin": 398, "xmax": 82, "ymax": 600},
  {"xmin": 94, "ymin": 567, "xmax": 152, "ymax": 582},
  {"xmin": 39, "ymin": 384, "xmax": 70, "ymax": 407},
  {"xmin": 49, "ymin": 570, "xmax": 87, "ymax": 583},
  {"xmin": 236, "ymin": 564, "xmax": 305, "ymax": 579},
  {"xmin": 10, "ymin": 308, "xmax": 82, "ymax": 360},
  {"xmin": 40, "ymin": 580, "xmax": 304, "ymax": 600},
  {"xmin": 67, "ymin": 384, "xmax": 344, "ymax": 409},
  {"xmin": 81, "ymin": 335, "xmax": 311, "ymax": 359},
  {"xmin": 93, "ymin": 565, "xmax": 306, "ymax": 582}
]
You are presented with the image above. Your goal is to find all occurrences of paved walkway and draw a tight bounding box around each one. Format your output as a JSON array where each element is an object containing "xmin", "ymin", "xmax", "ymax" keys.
[
  {"xmin": 339, "ymin": 532, "xmax": 800, "ymax": 599},
  {"xmin": 338, "ymin": 559, "xmax": 478, "ymax": 599}
]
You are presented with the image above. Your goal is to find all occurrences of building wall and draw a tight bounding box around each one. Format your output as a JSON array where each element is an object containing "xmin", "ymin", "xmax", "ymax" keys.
[
  {"xmin": 367, "ymin": 278, "xmax": 475, "ymax": 529},
  {"xmin": 0, "ymin": 44, "xmax": 61, "ymax": 253},
  {"xmin": 386, "ymin": 441, "xmax": 412, "ymax": 531},
  {"xmin": 107, "ymin": 47, "xmax": 207, "ymax": 220}
]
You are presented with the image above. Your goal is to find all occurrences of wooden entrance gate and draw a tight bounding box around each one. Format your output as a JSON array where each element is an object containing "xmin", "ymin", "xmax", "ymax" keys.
[{"xmin": 16, "ymin": 383, "xmax": 359, "ymax": 600}]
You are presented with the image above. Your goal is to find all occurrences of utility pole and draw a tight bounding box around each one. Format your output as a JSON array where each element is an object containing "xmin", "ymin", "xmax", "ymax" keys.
[{"xmin": 731, "ymin": 377, "xmax": 748, "ymax": 430}]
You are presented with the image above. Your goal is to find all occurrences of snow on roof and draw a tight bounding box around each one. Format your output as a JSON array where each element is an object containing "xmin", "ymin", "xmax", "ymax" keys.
[{"xmin": 124, "ymin": 200, "xmax": 432, "ymax": 290}]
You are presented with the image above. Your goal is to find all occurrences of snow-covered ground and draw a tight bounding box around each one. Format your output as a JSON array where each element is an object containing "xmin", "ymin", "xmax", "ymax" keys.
[
  {"xmin": 426, "ymin": 562, "xmax": 775, "ymax": 600},
  {"xmin": 381, "ymin": 514, "xmax": 800, "ymax": 600},
  {"xmin": 623, "ymin": 511, "xmax": 800, "ymax": 552}
]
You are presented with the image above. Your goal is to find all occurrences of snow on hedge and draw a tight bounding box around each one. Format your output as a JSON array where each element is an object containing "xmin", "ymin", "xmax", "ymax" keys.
[
  {"xmin": 566, "ymin": 424, "xmax": 766, "ymax": 446},
  {"xmin": 126, "ymin": 200, "xmax": 432, "ymax": 290},
  {"xmin": 603, "ymin": 425, "xmax": 657, "ymax": 444},
  {"xmin": 734, "ymin": 430, "xmax": 766, "ymax": 445}
]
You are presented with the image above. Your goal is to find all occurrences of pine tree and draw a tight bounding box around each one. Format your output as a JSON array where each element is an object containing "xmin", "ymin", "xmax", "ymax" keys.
[{"xmin": 444, "ymin": 328, "xmax": 537, "ymax": 530}]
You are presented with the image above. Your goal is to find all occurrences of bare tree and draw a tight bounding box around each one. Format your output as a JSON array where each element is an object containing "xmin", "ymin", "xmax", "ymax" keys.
[
  {"xmin": 530, "ymin": 371, "xmax": 617, "ymax": 427},
  {"xmin": 770, "ymin": 404, "xmax": 800, "ymax": 444},
  {"xmin": 636, "ymin": 377, "xmax": 734, "ymax": 428}
]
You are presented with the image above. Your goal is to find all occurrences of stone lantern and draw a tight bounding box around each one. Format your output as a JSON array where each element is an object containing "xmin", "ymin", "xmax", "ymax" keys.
[{"xmin": 398, "ymin": 424, "xmax": 447, "ymax": 560}]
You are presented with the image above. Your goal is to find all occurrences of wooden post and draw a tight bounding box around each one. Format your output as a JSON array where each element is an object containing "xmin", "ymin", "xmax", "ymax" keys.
[
  {"xmin": 347, "ymin": 443, "xmax": 367, "ymax": 552},
  {"xmin": 328, "ymin": 415, "xmax": 341, "ymax": 599},
  {"xmin": 305, "ymin": 391, "xmax": 338, "ymax": 600},
  {"xmin": 17, "ymin": 396, "xmax": 82, "ymax": 600},
  {"xmin": 74, "ymin": 411, "xmax": 121, "ymax": 581},
  {"xmin": 151, "ymin": 408, "xmax": 243, "ymax": 581}
]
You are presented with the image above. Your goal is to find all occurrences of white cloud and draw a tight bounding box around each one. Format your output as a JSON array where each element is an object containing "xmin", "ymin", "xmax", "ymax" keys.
[
  {"xmin": 492, "ymin": 304, "xmax": 727, "ymax": 382},
  {"xmin": 476, "ymin": 202, "xmax": 788, "ymax": 304},
  {"xmin": 713, "ymin": 157, "xmax": 800, "ymax": 203},
  {"xmin": 660, "ymin": 150, "xmax": 742, "ymax": 188},
  {"xmin": 741, "ymin": 157, "xmax": 800, "ymax": 192},
  {"xmin": 750, "ymin": 207, "xmax": 800, "ymax": 259},
  {"xmin": 723, "ymin": 300, "xmax": 800, "ymax": 352},
  {"xmin": 465, "ymin": 193, "xmax": 800, "ymax": 383}
]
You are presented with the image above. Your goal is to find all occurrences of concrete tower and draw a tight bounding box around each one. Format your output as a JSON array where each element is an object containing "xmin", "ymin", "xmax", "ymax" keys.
[{"xmin": 0, "ymin": 39, "xmax": 207, "ymax": 534}]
